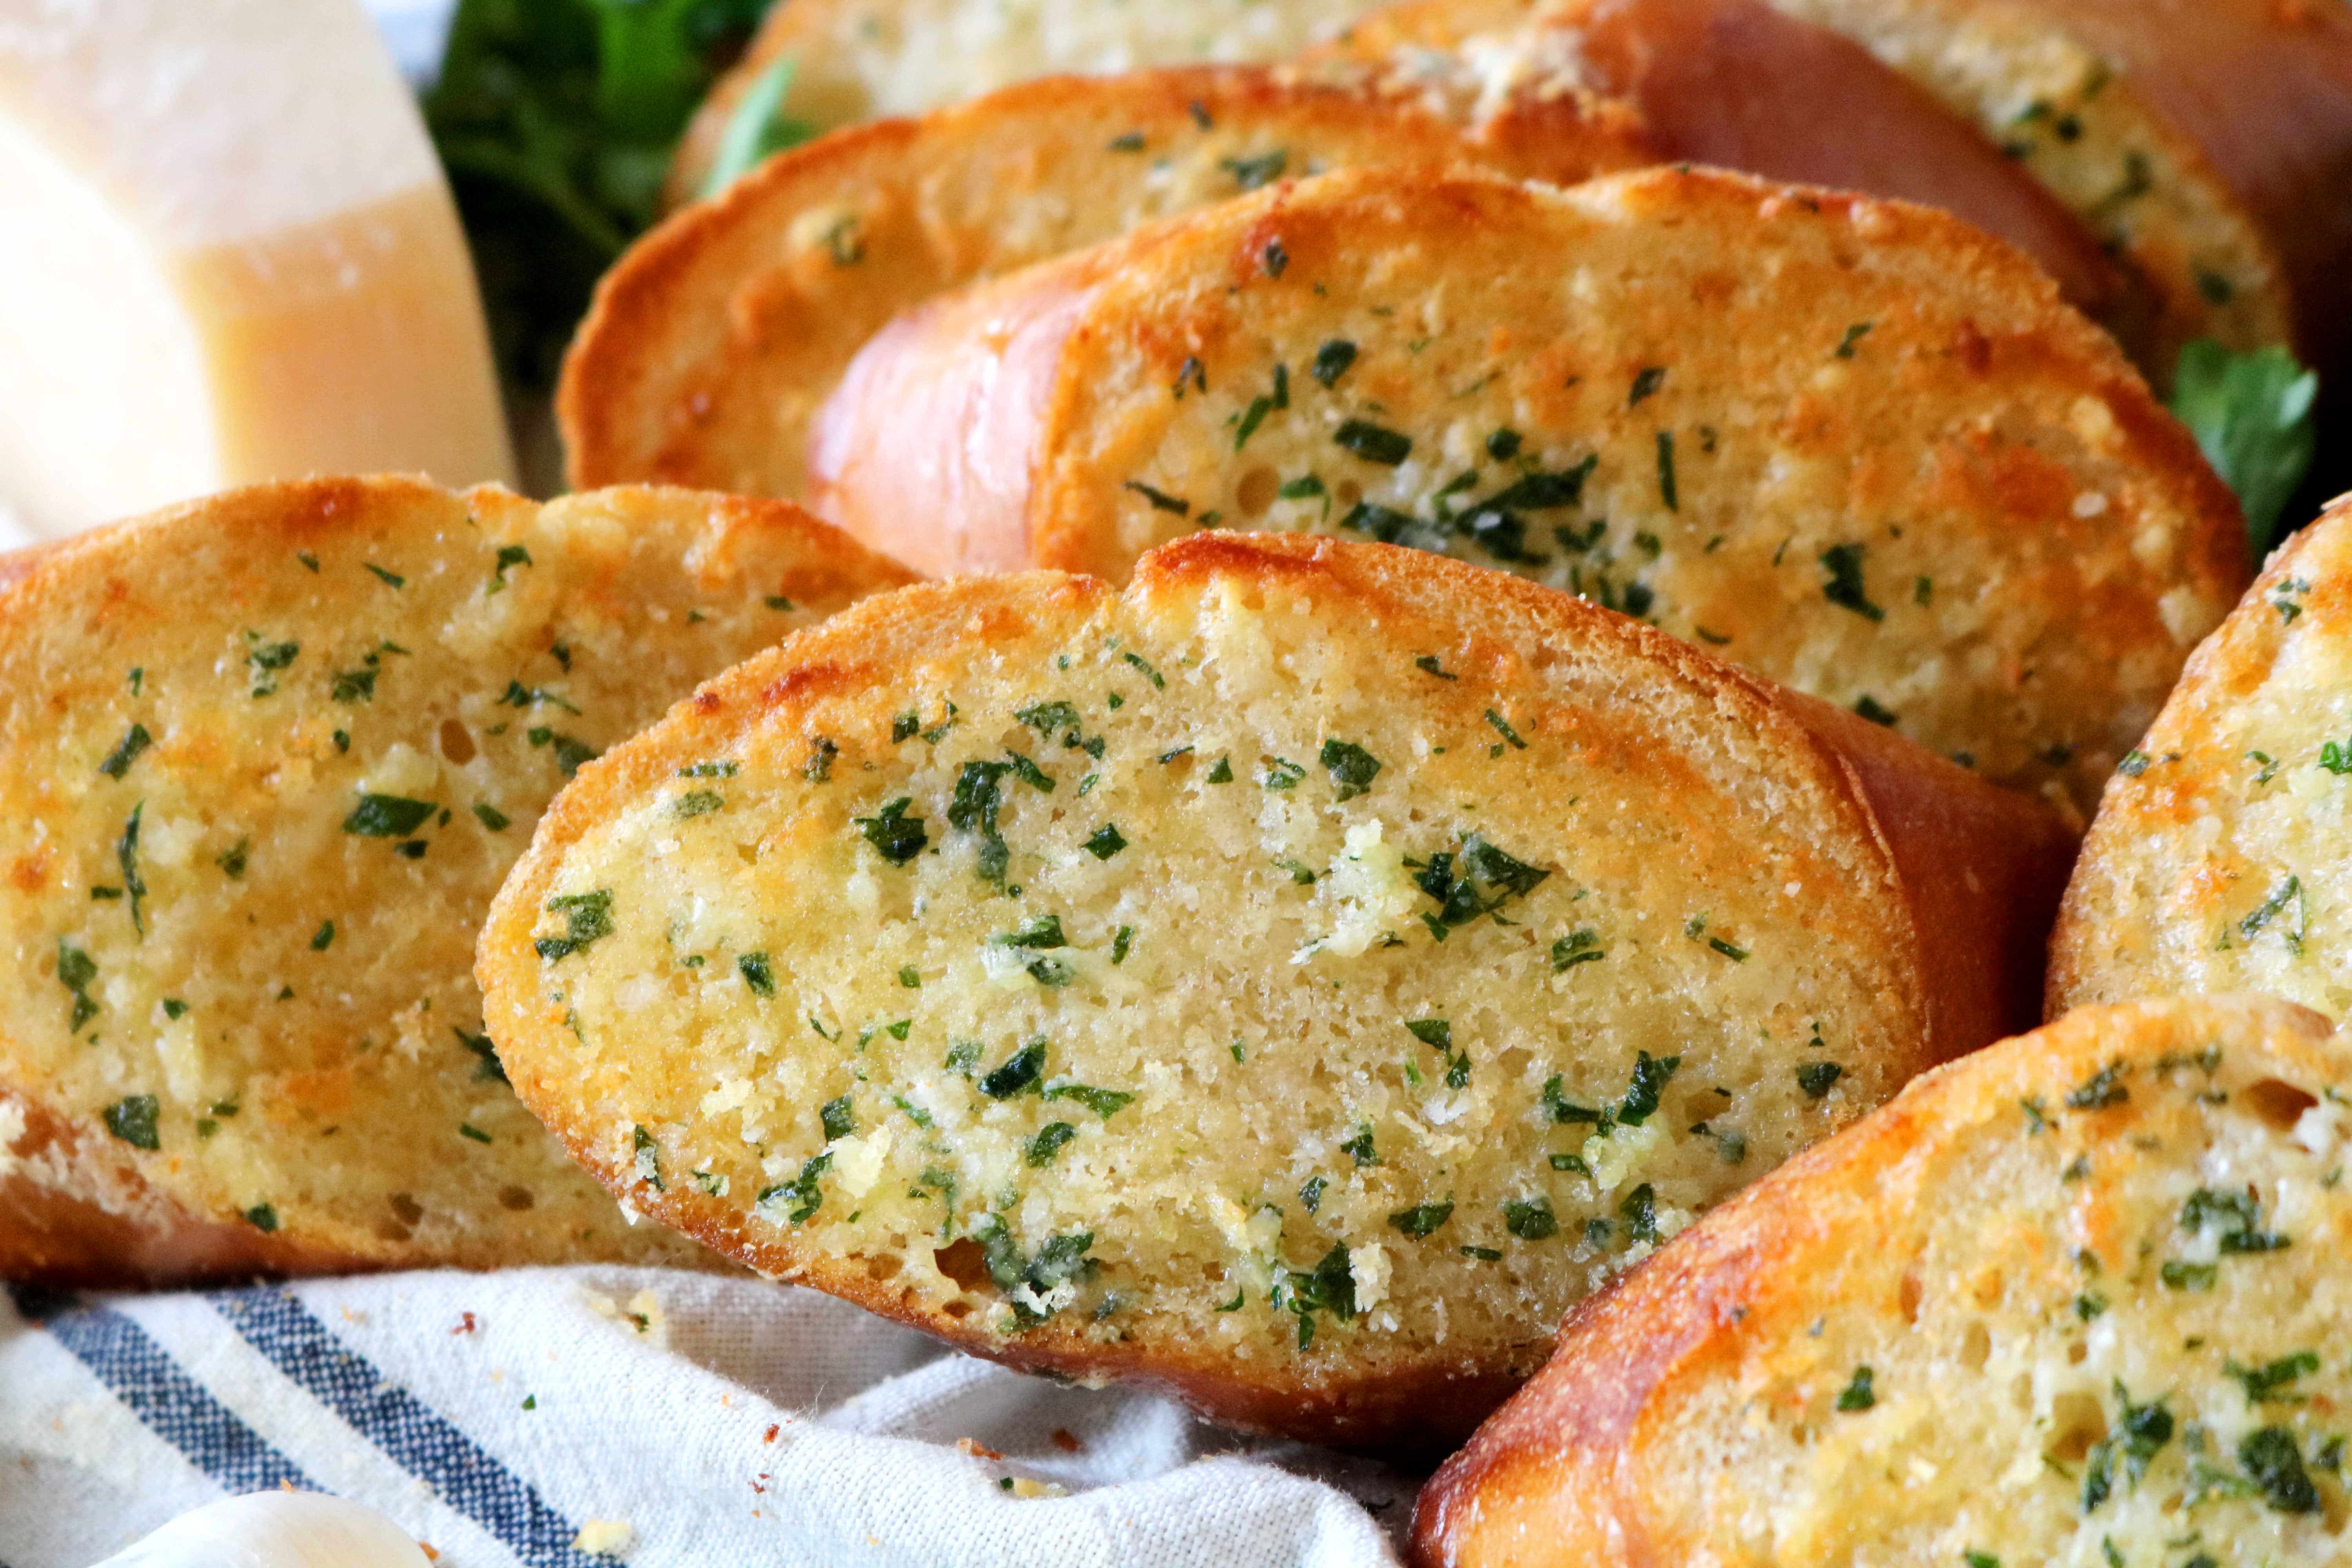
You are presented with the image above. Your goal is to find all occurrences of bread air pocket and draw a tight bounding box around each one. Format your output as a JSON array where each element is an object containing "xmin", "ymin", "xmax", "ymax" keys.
[
  {"xmin": 1417, "ymin": 993, "xmax": 2352, "ymax": 1565},
  {"xmin": 476, "ymin": 530, "xmax": 2073, "ymax": 1452},
  {"xmin": 809, "ymin": 163, "xmax": 2250, "ymax": 818},
  {"xmin": 0, "ymin": 476, "xmax": 913, "ymax": 1287}
]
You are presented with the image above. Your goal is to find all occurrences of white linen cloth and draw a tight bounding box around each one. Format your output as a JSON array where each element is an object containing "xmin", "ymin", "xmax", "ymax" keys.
[{"xmin": 0, "ymin": 1268, "xmax": 1418, "ymax": 1566}]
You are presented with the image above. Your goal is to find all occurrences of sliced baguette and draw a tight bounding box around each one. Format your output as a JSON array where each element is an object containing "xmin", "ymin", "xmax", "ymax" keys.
[
  {"xmin": 2048, "ymin": 492, "xmax": 2352, "ymax": 1022},
  {"xmin": 1338, "ymin": 0, "xmax": 2352, "ymax": 379},
  {"xmin": 475, "ymin": 531, "xmax": 2073, "ymax": 1450},
  {"xmin": 665, "ymin": 0, "xmax": 1397, "ymax": 205},
  {"xmin": 563, "ymin": 65, "xmax": 1645, "ymax": 497},
  {"xmin": 808, "ymin": 164, "xmax": 2249, "ymax": 817},
  {"xmin": 0, "ymin": 477, "xmax": 914, "ymax": 1286},
  {"xmin": 1413, "ymin": 993, "xmax": 2352, "ymax": 1566},
  {"xmin": 1325, "ymin": 0, "xmax": 2125, "ymax": 338}
]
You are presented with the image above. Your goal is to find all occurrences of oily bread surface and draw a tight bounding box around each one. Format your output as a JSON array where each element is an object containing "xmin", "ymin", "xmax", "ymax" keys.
[
  {"xmin": 564, "ymin": 65, "xmax": 1646, "ymax": 499},
  {"xmin": 2049, "ymin": 493, "xmax": 2352, "ymax": 1021},
  {"xmin": 478, "ymin": 531, "xmax": 2070, "ymax": 1449},
  {"xmin": 665, "ymin": 0, "xmax": 1399, "ymax": 204},
  {"xmin": 1414, "ymin": 993, "xmax": 2352, "ymax": 1565},
  {"xmin": 812, "ymin": 164, "xmax": 2247, "ymax": 816},
  {"xmin": 0, "ymin": 476, "xmax": 913, "ymax": 1285}
]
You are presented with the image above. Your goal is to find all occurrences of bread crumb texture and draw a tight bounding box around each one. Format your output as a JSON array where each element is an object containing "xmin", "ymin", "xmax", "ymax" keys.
[
  {"xmin": 0, "ymin": 476, "xmax": 908, "ymax": 1275},
  {"xmin": 1420, "ymin": 994, "xmax": 2352, "ymax": 1564},
  {"xmin": 2053, "ymin": 496, "xmax": 2352, "ymax": 1022},
  {"xmin": 479, "ymin": 534, "xmax": 1982, "ymax": 1440},
  {"xmin": 1007, "ymin": 168, "xmax": 2243, "ymax": 815}
]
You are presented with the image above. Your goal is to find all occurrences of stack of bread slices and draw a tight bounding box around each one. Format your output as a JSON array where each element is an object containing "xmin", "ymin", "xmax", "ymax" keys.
[{"xmin": 9, "ymin": 2, "xmax": 2352, "ymax": 1561}]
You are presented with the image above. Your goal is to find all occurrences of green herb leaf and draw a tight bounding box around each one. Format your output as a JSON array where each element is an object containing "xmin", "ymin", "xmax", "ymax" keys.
[
  {"xmin": 535, "ymin": 889, "xmax": 614, "ymax": 961},
  {"xmin": 98, "ymin": 724, "xmax": 151, "ymax": 779},
  {"xmin": 855, "ymin": 798, "xmax": 928, "ymax": 864},
  {"xmin": 343, "ymin": 794, "xmax": 437, "ymax": 838},
  {"xmin": 701, "ymin": 53, "xmax": 816, "ymax": 196},
  {"xmin": 1503, "ymin": 1196, "xmax": 1557, "ymax": 1240},
  {"xmin": 1319, "ymin": 739, "xmax": 1382, "ymax": 800},
  {"xmin": 1310, "ymin": 340, "xmax": 1357, "ymax": 387},
  {"xmin": 1043, "ymin": 1083, "xmax": 1132, "ymax": 1118},
  {"xmin": 1025, "ymin": 1121, "xmax": 1077, "ymax": 1167},
  {"xmin": 2169, "ymin": 341, "xmax": 2319, "ymax": 552},
  {"xmin": 1387, "ymin": 1201, "xmax": 1454, "ymax": 1238},
  {"xmin": 105, "ymin": 1093, "xmax": 160, "ymax": 1150},
  {"xmin": 1221, "ymin": 149, "xmax": 1287, "ymax": 190},
  {"xmin": 1820, "ymin": 544, "xmax": 1884, "ymax": 621},
  {"xmin": 737, "ymin": 951, "xmax": 777, "ymax": 997},
  {"xmin": 424, "ymin": 0, "xmax": 779, "ymax": 389},
  {"xmin": 1335, "ymin": 420, "xmax": 1411, "ymax": 466},
  {"xmin": 1836, "ymin": 1365, "xmax": 1875, "ymax": 1412},
  {"xmin": 980, "ymin": 1040, "xmax": 1048, "ymax": 1099}
]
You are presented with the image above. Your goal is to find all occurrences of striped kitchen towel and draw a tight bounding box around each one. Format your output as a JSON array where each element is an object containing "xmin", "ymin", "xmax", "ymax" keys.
[{"xmin": 0, "ymin": 1267, "xmax": 1413, "ymax": 1566}]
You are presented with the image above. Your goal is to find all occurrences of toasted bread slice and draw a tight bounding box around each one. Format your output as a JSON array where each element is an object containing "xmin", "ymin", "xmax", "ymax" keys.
[
  {"xmin": 0, "ymin": 477, "xmax": 914, "ymax": 1286},
  {"xmin": 808, "ymin": 164, "xmax": 2249, "ymax": 817},
  {"xmin": 476, "ymin": 531, "xmax": 2073, "ymax": 1450},
  {"xmin": 2048, "ymin": 493, "xmax": 2352, "ymax": 1022},
  {"xmin": 666, "ymin": 0, "xmax": 1398, "ymax": 205},
  {"xmin": 1414, "ymin": 993, "xmax": 2352, "ymax": 1566},
  {"xmin": 562, "ymin": 66, "xmax": 1645, "ymax": 498},
  {"xmin": 1337, "ymin": 0, "xmax": 2352, "ymax": 379},
  {"xmin": 1326, "ymin": 0, "xmax": 2123, "ymax": 332}
]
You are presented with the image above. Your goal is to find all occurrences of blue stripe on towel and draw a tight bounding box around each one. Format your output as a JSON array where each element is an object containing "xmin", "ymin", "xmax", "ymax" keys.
[
  {"xmin": 209, "ymin": 1287, "xmax": 599, "ymax": 1568},
  {"xmin": 27, "ymin": 1291, "xmax": 312, "ymax": 1495}
]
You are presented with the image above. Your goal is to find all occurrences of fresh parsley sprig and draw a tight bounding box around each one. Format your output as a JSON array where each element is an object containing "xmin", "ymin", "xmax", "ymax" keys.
[
  {"xmin": 2170, "ymin": 340, "xmax": 2319, "ymax": 555},
  {"xmin": 423, "ymin": 0, "xmax": 789, "ymax": 388}
]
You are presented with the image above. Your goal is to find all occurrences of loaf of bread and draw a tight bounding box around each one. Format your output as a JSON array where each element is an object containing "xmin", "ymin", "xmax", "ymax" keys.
[
  {"xmin": 665, "ymin": 0, "xmax": 1396, "ymax": 204},
  {"xmin": 1337, "ymin": 0, "xmax": 2352, "ymax": 380},
  {"xmin": 476, "ymin": 531, "xmax": 2073, "ymax": 1450},
  {"xmin": 562, "ymin": 65, "xmax": 1644, "ymax": 498},
  {"xmin": 2049, "ymin": 493, "xmax": 2352, "ymax": 1022},
  {"xmin": 0, "ymin": 477, "xmax": 914, "ymax": 1286},
  {"xmin": 809, "ymin": 164, "xmax": 2249, "ymax": 816},
  {"xmin": 1414, "ymin": 993, "xmax": 2352, "ymax": 1565}
]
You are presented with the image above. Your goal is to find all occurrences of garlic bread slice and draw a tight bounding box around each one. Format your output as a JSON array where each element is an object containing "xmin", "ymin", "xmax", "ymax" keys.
[
  {"xmin": 477, "ymin": 531, "xmax": 2072, "ymax": 1449},
  {"xmin": 809, "ymin": 164, "xmax": 2249, "ymax": 817},
  {"xmin": 1336, "ymin": 0, "xmax": 2352, "ymax": 380},
  {"xmin": 666, "ymin": 0, "xmax": 1401, "ymax": 204},
  {"xmin": 565, "ymin": 65, "xmax": 1644, "ymax": 498},
  {"xmin": 2051, "ymin": 492, "xmax": 2352, "ymax": 1023},
  {"xmin": 1417, "ymin": 993, "xmax": 2352, "ymax": 1566},
  {"xmin": 0, "ymin": 477, "xmax": 913, "ymax": 1285}
]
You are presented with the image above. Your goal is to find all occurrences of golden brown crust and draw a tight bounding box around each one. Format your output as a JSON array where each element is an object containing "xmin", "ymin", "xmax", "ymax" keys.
[
  {"xmin": 561, "ymin": 65, "xmax": 1646, "ymax": 500},
  {"xmin": 1410, "ymin": 993, "xmax": 2343, "ymax": 1564},
  {"xmin": 0, "ymin": 475, "xmax": 911, "ymax": 1288},
  {"xmin": 479, "ymin": 531, "xmax": 2071, "ymax": 1450},
  {"xmin": 0, "ymin": 1091, "xmax": 356, "ymax": 1287}
]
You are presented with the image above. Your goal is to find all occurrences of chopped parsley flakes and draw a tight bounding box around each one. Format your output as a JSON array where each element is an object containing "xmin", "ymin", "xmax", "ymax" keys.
[{"xmin": 534, "ymin": 890, "xmax": 614, "ymax": 962}]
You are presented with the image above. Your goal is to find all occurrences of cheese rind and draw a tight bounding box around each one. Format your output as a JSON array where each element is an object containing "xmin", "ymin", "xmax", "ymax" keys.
[{"xmin": 0, "ymin": 0, "xmax": 514, "ymax": 537}]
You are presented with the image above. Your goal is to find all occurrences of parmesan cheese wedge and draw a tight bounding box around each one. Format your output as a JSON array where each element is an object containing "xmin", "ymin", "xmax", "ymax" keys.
[{"xmin": 0, "ymin": 0, "xmax": 515, "ymax": 540}]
